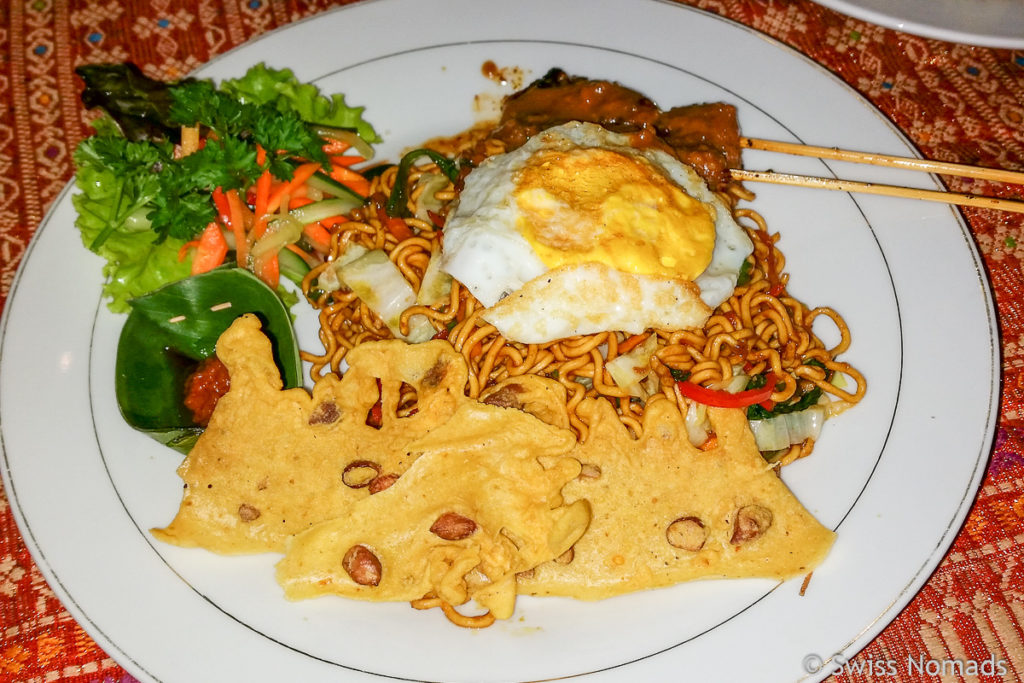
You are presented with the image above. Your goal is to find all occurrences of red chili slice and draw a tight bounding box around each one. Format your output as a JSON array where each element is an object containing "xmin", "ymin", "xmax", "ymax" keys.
[{"xmin": 676, "ymin": 374, "xmax": 777, "ymax": 409}]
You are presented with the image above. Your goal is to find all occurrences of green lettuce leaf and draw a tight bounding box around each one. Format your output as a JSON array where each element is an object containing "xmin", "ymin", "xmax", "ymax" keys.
[
  {"xmin": 221, "ymin": 63, "xmax": 380, "ymax": 143},
  {"xmin": 72, "ymin": 140, "xmax": 191, "ymax": 312}
]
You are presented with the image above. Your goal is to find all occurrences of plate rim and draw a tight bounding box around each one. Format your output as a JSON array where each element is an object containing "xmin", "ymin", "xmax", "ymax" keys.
[{"xmin": 813, "ymin": 0, "xmax": 1024, "ymax": 49}]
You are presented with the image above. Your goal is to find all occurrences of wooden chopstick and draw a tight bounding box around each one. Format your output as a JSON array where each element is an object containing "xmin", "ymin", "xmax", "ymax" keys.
[
  {"xmin": 735, "ymin": 137, "xmax": 1024, "ymax": 214},
  {"xmin": 730, "ymin": 169, "xmax": 1024, "ymax": 214},
  {"xmin": 741, "ymin": 137, "xmax": 1024, "ymax": 185}
]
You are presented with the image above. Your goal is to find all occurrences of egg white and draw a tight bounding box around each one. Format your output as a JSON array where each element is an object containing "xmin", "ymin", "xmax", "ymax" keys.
[{"xmin": 439, "ymin": 122, "xmax": 753, "ymax": 344}]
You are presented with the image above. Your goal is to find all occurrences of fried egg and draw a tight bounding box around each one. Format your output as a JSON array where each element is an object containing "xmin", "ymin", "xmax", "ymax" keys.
[{"xmin": 439, "ymin": 122, "xmax": 753, "ymax": 344}]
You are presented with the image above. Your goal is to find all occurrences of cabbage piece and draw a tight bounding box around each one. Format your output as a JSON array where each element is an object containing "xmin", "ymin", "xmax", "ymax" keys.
[
  {"xmin": 338, "ymin": 249, "xmax": 435, "ymax": 342},
  {"xmin": 412, "ymin": 172, "xmax": 450, "ymax": 221},
  {"xmin": 748, "ymin": 406, "xmax": 827, "ymax": 452},
  {"xmin": 683, "ymin": 399, "xmax": 710, "ymax": 447},
  {"xmin": 720, "ymin": 373, "xmax": 749, "ymax": 393},
  {"xmin": 606, "ymin": 335, "xmax": 660, "ymax": 398},
  {"xmin": 316, "ymin": 244, "xmax": 369, "ymax": 294},
  {"xmin": 417, "ymin": 251, "xmax": 453, "ymax": 307}
]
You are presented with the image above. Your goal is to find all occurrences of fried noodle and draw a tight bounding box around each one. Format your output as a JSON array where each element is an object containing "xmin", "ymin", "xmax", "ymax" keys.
[{"xmin": 300, "ymin": 137, "xmax": 866, "ymax": 463}]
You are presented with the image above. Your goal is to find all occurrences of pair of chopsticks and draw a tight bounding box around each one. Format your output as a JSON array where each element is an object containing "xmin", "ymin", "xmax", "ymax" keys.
[{"xmin": 731, "ymin": 137, "xmax": 1024, "ymax": 214}]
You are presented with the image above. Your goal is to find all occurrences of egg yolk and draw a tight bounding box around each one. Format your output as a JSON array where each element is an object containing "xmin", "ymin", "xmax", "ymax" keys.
[{"xmin": 513, "ymin": 147, "xmax": 716, "ymax": 281}]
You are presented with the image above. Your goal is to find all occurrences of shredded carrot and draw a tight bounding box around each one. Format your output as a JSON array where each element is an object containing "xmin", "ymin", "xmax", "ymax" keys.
[
  {"xmin": 254, "ymin": 252, "xmax": 280, "ymax": 289},
  {"xmin": 225, "ymin": 188, "xmax": 249, "ymax": 267},
  {"xmin": 287, "ymin": 183, "xmax": 308, "ymax": 203},
  {"xmin": 699, "ymin": 434, "xmax": 719, "ymax": 451},
  {"xmin": 303, "ymin": 222, "xmax": 333, "ymax": 249},
  {"xmin": 211, "ymin": 187, "xmax": 231, "ymax": 226},
  {"xmin": 251, "ymin": 145, "xmax": 273, "ymax": 240},
  {"xmin": 249, "ymin": 145, "xmax": 280, "ymax": 287},
  {"xmin": 375, "ymin": 204, "xmax": 412, "ymax": 241},
  {"xmin": 266, "ymin": 162, "xmax": 321, "ymax": 215},
  {"xmin": 617, "ymin": 332, "xmax": 651, "ymax": 354},
  {"xmin": 289, "ymin": 196, "xmax": 315, "ymax": 209},
  {"xmin": 329, "ymin": 154, "xmax": 367, "ymax": 167},
  {"xmin": 285, "ymin": 242, "xmax": 320, "ymax": 267},
  {"xmin": 177, "ymin": 239, "xmax": 199, "ymax": 262},
  {"xmin": 191, "ymin": 222, "xmax": 229, "ymax": 274},
  {"xmin": 384, "ymin": 216, "xmax": 412, "ymax": 240},
  {"xmin": 264, "ymin": 180, "xmax": 286, "ymax": 201},
  {"xmin": 319, "ymin": 215, "xmax": 348, "ymax": 229},
  {"xmin": 329, "ymin": 165, "xmax": 371, "ymax": 197}
]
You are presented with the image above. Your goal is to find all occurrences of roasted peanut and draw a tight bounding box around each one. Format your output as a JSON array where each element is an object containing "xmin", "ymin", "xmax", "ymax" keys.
[
  {"xmin": 238, "ymin": 503, "xmax": 261, "ymax": 522},
  {"xmin": 342, "ymin": 544, "xmax": 382, "ymax": 586},
  {"xmin": 482, "ymin": 383, "xmax": 525, "ymax": 409},
  {"xmin": 308, "ymin": 400, "xmax": 341, "ymax": 425},
  {"xmin": 430, "ymin": 512, "xmax": 478, "ymax": 540},
  {"xmin": 666, "ymin": 516, "xmax": 706, "ymax": 551},
  {"xmin": 368, "ymin": 473, "xmax": 399, "ymax": 494},
  {"xmin": 342, "ymin": 460, "xmax": 381, "ymax": 488},
  {"xmin": 422, "ymin": 360, "xmax": 448, "ymax": 387},
  {"xmin": 730, "ymin": 505, "xmax": 773, "ymax": 544}
]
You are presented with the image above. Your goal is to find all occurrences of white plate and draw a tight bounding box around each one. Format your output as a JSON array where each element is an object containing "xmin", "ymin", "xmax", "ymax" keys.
[
  {"xmin": 0, "ymin": 0, "xmax": 999, "ymax": 681},
  {"xmin": 814, "ymin": 0, "xmax": 1024, "ymax": 48}
]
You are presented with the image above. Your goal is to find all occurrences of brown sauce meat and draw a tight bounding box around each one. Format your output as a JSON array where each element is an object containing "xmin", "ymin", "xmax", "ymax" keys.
[
  {"xmin": 657, "ymin": 101, "xmax": 742, "ymax": 188},
  {"xmin": 487, "ymin": 68, "xmax": 661, "ymax": 147},
  {"xmin": 474, "ymin": 68, "xmax": 741, "ymax": 190}
]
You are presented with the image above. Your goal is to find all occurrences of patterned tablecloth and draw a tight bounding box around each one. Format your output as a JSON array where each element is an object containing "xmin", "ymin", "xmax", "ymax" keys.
[{"xmin": 1, "ymin": 0, "xmax": 1023, "ymax": 681}]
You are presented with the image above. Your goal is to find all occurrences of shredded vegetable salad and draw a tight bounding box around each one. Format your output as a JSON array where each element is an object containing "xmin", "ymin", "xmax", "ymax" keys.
[{"xmin": 73, "ymin": 62, "xmax": 379, "ymax": 311}]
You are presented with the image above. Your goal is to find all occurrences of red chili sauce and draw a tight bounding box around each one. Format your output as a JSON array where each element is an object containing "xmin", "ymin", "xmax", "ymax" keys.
[{"xmin": 184, "ymin": 355, "xmax": 231, "ymax": 427}]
